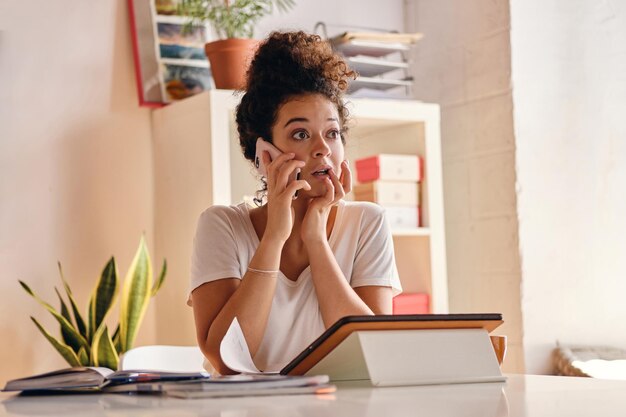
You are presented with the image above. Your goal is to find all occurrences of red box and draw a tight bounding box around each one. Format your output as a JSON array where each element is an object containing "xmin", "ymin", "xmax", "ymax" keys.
[
  {"xmin": 355, "ymin": 154, "xmax": 422, "ymax": 183},
  {"xmin": 392, "ymin": 293, "xmax": 430, "ymax": 314}
]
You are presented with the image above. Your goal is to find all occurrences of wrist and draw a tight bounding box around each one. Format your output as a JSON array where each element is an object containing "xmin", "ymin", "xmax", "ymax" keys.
[
  {"xmin": 259, "ymin": 235, "xmax": 287, "ymax": 251},
  {"xmin": 303, "ymin": 234, "xmax": 327, "ymax": 247}
]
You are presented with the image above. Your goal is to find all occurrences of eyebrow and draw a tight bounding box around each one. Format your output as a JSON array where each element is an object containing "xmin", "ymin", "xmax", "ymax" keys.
[{"xmin": 283, "ymin": 117, "xmax": 338, "ymax": 127}]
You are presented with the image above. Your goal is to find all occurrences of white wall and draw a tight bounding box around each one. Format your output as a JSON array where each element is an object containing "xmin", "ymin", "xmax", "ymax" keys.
[
  {"xmin": 256, "ymin": 0, "xmax": 405, "ymax": 39},
  {"xmin": 405, "ymin": 0, "xmax": 524, "ymax": 373},
  {"xmin": 510, "ymin": 0, "xmax": 626, "ymax": 374},
  {"xmin": 0, "ymin": 0, "xmax": 154, "ymax": 385}
]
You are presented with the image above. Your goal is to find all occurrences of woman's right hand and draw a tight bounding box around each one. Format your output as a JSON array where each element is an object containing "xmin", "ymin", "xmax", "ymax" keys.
[{"xmin": 262, "ymin": 150, "xmax": 310, "ymax": 243}]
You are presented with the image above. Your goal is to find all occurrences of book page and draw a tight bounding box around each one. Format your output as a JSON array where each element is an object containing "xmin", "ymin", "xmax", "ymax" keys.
[{"xmin": 220, "ymin": 318, "xmax": 274, "ymax": 375}]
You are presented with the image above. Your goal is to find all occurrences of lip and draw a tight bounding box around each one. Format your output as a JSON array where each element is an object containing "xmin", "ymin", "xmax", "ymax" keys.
[
  {"xmin": 309, "ymin": 164, "xmax": 333, "ymax": 179},
  {"xmin": 309, "ymin": 164, "xmax": 333, "ymax": 176}
]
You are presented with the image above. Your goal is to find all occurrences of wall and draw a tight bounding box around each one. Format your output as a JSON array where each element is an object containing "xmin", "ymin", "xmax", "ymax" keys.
[
  {"xmin": 510, "ymin": 0, "xmax": 626, "ymax": 373},
  {"xmin": 405, "ymin": 0, "xmax": 525, "ymax": 373},
  {"xmin": 0, "ymin": 0, "xmax": 154, "ymax": 386}
]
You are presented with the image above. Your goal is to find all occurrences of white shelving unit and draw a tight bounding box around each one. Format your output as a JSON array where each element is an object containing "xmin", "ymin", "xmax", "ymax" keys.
[{"xmin": 151, "ymin": 90, "xmax": 448, "ymax": 344}]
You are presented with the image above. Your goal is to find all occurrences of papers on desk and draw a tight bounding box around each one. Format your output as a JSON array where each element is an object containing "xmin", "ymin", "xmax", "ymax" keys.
[
  {"xmin": 220, "ymin": 317, "xmax": 271, "ymax": 374},
  {"xmin": 161, "ymin": 374, "xmax": 335, "ymax": 399}
]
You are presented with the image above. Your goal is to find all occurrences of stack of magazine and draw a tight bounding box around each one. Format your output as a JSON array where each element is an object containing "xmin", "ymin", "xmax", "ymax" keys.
[
  {"xmin": 1, "ymin": 368, "xmax": 334, "ymax": 398},
  {"xmin": 330, "ymin": 32, "xmax": 423, "ymax": 99}
]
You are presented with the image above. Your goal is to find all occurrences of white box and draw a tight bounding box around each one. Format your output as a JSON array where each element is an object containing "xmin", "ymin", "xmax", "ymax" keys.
[
  {"xmin": 385, "ymin": 206, "xmax": 419, "ymax": 228},
  {"xmin": 353, "ymin": 181, "xmax": 419, "ymax": 206}
]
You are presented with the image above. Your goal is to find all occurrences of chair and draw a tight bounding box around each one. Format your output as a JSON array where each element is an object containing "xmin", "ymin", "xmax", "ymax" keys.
[{"xmin": 118, "ymin": 345, "xmax": 206, "ymax": 373}]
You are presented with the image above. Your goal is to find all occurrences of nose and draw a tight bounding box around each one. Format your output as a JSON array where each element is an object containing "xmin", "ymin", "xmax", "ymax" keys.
[{"xmin": 311, "ymin": 133, "xmax": 331, "ymax": 158}]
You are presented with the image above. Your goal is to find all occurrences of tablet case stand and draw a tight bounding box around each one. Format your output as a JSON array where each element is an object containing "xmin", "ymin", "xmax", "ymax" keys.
[{"xmin": 305, "ymin": 328, "xmax": 506, "ymax": 386}]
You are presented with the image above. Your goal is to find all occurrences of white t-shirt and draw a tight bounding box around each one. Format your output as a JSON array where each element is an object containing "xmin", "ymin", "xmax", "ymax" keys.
[{"xmin": 189, "ymin": 200, "xmax": 402, "ymax": 372}]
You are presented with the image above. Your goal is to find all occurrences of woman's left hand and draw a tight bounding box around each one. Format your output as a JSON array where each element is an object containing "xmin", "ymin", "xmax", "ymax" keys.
[{"xmin": 301, "ymin": 160, "xmax": 352, "ymax": 243}]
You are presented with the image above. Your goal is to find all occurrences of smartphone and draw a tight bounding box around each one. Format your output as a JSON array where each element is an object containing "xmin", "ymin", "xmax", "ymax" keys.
[
  {"xmin": 255, "ymin": 138, "xmax": 301, "ymax": 198},
  {"xmin": 254, "ymin": 138, "xmax": 283, "ymax": 177}
]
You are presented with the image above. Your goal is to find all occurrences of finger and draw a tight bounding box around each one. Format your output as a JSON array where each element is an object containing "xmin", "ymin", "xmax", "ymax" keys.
[
  {"xmin": 340, "ymin": 160, "xmax": 353, "ymax": 194},
  {"xmin": 265, "ymin": 152, "xmax": 295, "ymax": 187},
  {"xmin": 285, "ymin": 179, "xmax": 311, "ymax": 198},
  {"xmin": 275, "ymin": 160, "xmax": 305, "ymax": 189},
  {"xmin": 321, "ymin": 177, "xmax": 335, "ymax": 204},
  {"xmin": 328, "ymin": 169, "xmax": 345, "ymax": 204}
]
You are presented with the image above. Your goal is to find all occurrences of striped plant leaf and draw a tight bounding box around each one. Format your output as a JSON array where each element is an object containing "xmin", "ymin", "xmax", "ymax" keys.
[
  {"xmin": 88, "ymin": 257, "xmax": 118, "ymax": 343},
  {"xmin": 54, "ymin": 287, "xmax": 80, "ymax": 352},
  {"xmin": 58, "ymin": 262, "xmax": 87, "ymax": 339},
  {"xmin": 150, "ymin": 259, "xmax": 167, "ymax": 297},
  {"xmin": 92, "ymin": 324, "xmax": 119, "ymax": 370},
  {"xmin": 112, "ymin": 324, "xmax": 121, "ymax": 353},
  {"xmin": 30, "ymin": 317, "xmax": 81, "ymax": 367},
  {"xmin": 77, "ymin": 346, "xmax": 89, "ymax": 366},
  {"xmin": 20, "ymin": 281, "xmax": 89, "ymax": 352},
  {"xmin": 119, "ymin": 237, "xmax": 152, "ymax": 353}
]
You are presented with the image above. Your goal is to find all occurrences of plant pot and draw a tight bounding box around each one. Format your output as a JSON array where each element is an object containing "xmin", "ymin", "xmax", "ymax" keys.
[{"xmin": 204, "ymin": 38, "xmax": 260, "ymax": 90}]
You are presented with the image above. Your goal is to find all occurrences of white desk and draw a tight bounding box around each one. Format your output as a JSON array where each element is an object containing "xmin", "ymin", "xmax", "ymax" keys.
[{"xmin": 2, "ymin": 374, "xmax": 625, "ymax": 417}]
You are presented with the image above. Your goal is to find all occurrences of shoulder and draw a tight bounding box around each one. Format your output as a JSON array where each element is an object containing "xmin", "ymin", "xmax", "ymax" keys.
[
  {"xmin": 199, "ymin": 204, "xmax": 244, "ymax": 222},
  {"xmin": 196, "ymin": 203, "xmax": 250, "ymax": 234},
  {"xmin": 342, "ymin": 200, "xmax": 385, "ymax": 221}
]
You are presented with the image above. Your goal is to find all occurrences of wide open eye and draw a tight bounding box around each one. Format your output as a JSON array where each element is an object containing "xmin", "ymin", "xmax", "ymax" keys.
[
  {"xmin": 327, "ymin": 129, "xmax": 340, "ymax": 140},
  {"xmin": 292, "ymin": 130, "xmax": 309, "ymax": 140}
]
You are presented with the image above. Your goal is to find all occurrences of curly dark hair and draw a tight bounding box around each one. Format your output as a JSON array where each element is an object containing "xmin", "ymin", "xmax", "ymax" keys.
[{"xmin": 235, "ymin": 31, "xmax": 357, "ymax": 164}]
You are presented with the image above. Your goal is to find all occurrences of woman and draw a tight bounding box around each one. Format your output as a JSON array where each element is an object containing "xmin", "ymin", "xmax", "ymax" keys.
[{"xmin": 189, "ymin": 31, "xmax": 402, "ymax": 375}]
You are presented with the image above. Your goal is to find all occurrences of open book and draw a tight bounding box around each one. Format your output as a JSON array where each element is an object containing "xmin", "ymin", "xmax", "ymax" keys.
[{"xmin": 2, "ymin": 367, "xmax": 210, "ymax": 393}]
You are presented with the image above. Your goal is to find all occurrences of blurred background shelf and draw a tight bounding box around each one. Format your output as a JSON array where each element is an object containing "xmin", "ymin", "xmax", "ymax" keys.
[{"xmin": 346, "ymin": 56, "xmax": 408, "ymax": 77}]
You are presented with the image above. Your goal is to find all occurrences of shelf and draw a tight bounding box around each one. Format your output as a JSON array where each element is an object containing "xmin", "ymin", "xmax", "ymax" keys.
[
  {"xmin": 159, "ymin": 58, "xmax": 209, "ymax": 68},
  {"xmin": 154, "ymin": 15, "xmax": 190, "ymax": 25},
  {"xmin": 349, "ymin": 77, "xmax": 412, "ymax": 92},
  {"xmin": 333, "ymin": 40, "xmax": 410, "ymax": 58},
  {"xmin": 346, "ymin": 57, "xmax": 408, "ymax": 77}
]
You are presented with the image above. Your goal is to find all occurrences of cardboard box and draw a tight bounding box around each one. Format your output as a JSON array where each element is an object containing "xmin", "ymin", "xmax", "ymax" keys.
[
  {"xmin": 385, "ymin": 206, "xmax": 420, "ymax": 228},
  {"xmin": 353, "ymin": 181, "xmax": 419, "ymax": 206},
  {"xmin": 393, "ymin": 293, "xmax": 430, "ymax": 314},
  {"xmin": 355, "ymin": 154, "xmax": 422, "ymax": 183}
]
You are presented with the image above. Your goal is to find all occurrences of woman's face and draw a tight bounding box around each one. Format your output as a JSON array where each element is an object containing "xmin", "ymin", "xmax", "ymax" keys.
[{"xmin": 270, "ymin": 94, "xmax": 345, "ymax": 198}]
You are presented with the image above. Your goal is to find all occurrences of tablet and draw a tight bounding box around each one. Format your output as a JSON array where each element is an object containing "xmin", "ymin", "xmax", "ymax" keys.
[{"xmin": 280, "ymin": 313, "xmax": 503, "ymax": 376}]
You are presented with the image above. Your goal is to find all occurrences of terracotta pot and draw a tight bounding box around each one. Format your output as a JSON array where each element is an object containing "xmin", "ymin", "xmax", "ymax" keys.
[{"xmin": 204, "ymin": 38, "xmax": 260, "ymax": 90}]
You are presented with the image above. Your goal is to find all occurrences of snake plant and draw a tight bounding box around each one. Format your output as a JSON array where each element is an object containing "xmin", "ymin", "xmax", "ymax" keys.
[{"xmin": 20, "ymin": 237, "xmax": 166, "ymax": 370}]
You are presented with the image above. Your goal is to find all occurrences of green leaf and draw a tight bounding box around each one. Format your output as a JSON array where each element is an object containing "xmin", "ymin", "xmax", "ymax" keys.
[
  {"xmin": 89, "ymin": 257, "xmax": 119, "ymax": 341},
  {"xmin": 20, "ymin": 281, "xmax": 90, "ymax": 352},
  {"xmin": 30, "ymin": 317, "xmax": 81, "ymax": 367},
  {"xmin": 54, "ymin": 287, "xmax": 80, "ymax": 352},
  {"xmin": 92, "ymin": 324, "xmax": 119, "ymax": 370},
  {"xmin": 58, "ymin": 262, "xmax": 88, "ymax": 339},
  {"xmin": 150, "ymin": 259, "xmax": 167, "ymax": 297},
  {"xmin": 77, "ymin": 346, "xmax": 89, "ymax": 366},
  {"xmin": 87, "ymin": 298, "xmax": 94, "ymax": 341},
  {"xmin": 112, "ymin": 324, "xmax": 121, "ymax": 354},
  {"xmin": 119, "ymin": 237, "xmax": 152, "ymax": 353}
]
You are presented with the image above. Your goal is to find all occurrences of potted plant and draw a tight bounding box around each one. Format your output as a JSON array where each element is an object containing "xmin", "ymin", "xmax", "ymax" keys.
[
  {"xmin": 177, "ymin": 0, "xmax": 296, "ymax": 89},
  {"xmin": 20, "ymin": 237, "xmax": 166, "ymax": 370}
]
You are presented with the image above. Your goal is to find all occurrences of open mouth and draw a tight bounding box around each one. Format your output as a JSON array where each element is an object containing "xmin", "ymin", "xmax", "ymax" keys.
[{"xmin": 312, "ymin": 168, "xmax": 331, "ymax": 177}]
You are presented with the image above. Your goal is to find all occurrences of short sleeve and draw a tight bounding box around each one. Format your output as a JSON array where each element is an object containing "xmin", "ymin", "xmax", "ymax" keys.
[
  {"xmin": 350, "ymin": 205, "xmax": 402, "ymax": 296},
  {"xmin": 189, "ymin": 206, "xmax": 243, "ymax": 300}
]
